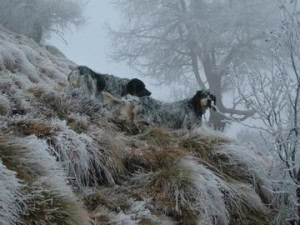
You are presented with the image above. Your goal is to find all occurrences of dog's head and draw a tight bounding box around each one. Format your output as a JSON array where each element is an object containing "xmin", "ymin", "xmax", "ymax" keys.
[
  {"xmin": 191, "ymin": 90, "xmax": 217, "ymax": 116},
  {"xmin": 126, "ymin": 78, "xmax": 151, "ymax": 97}
]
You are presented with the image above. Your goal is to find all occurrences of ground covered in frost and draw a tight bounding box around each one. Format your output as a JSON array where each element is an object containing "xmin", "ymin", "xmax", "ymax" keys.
[{"xmin": 0, "ymin": 25, "xmax": 275, "ymax": 225}]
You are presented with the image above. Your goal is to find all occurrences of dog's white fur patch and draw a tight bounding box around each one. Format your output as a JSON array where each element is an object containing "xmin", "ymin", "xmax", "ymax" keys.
[{"xmin": 102, "ymin": 92, "xmax": 139, "ymax": 121}]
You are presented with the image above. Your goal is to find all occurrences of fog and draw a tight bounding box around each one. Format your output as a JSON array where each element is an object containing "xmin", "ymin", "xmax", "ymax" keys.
[
  {"xmin": 49, "ymin": 0, "xmax": 172, "ymax": 102},
  {"xmin": 2, "ymin": 0, "xmax": 300, "ymax": 222},
  {"xmin": 47, "ymin": 0, "xmax": 258, "ymax": 136}
]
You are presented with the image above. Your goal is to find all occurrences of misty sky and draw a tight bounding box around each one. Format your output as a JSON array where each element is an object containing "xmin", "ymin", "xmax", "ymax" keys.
[{"xmin": 49, "ymin": 0, "xmax": 171, "ymax": 101}]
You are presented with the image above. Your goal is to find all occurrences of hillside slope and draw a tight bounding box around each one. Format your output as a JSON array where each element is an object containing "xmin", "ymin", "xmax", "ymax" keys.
[{"xmin": 0, "ymin": 26, "xmax": 272, "ymax": 225}]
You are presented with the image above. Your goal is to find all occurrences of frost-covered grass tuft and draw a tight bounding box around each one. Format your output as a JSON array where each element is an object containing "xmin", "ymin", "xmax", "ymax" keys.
[
  {"xmin": 8, "ymin": 118, "xmax": 54, "ymax": 138},
  {"xmin": 126, "ymin": 156, "xmax": 267, "ymax": 225},
  {"xmin": 0, "ymin": 26, "xmax": 275, "ymax": 225},
  {"xmin": 0, "ymin": 160, "xmax": 24, "ymax": 225},
  {"xmin": 47, "ymin": 120, "xmax": 123, "ymax": 189},
  {"xmin": 0, "ymin": 136, "xmax": 90, "ymax": 225}
]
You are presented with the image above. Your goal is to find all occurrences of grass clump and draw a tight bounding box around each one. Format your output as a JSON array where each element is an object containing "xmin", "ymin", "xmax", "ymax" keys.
[
  {"xmin": 179, "ymin": 136, "xmax": 253, "ymax": 184},
  {"xmin": 0, "ymin": 136, "xmax": 90, "ymax": 225},
  {"xmin": 40, "ymin": 92, "xmax": 71, "ymax": 119},
  {"xmin": 66, "ymin": 114, "xmax": 89, "ymax": 134},
  {"xmin": 124, "ymin": 147, "xmax": 187, "ymax": 173},
  {"xmin": 138, "ymin": 127, "xmax": 174, "ymax": 148},
  {"xmin": 0, "ymin": 103, "xmax": 8, "ymax": 115},
  {"xmin": 9, "ymin": 119, "xmax": 54, "ymax": 138},
  {"xmin": 27, "ymin": 87, "xmax": 46, "ymax": 98}
]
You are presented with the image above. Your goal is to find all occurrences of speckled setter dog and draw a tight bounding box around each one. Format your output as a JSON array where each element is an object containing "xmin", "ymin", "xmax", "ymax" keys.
[
  {"xmin": 127, "ymin": 90, "xmax": 217, "ymax": 129},
  {"xmin": 68, "ymin": 65, "xmax": 151, "ymax": 99}
]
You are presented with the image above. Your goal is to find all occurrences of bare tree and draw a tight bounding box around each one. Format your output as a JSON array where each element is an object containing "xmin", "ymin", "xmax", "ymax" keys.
[
  {"xmin": 0, "ymin": 0, "xmax": 86, "ymax": 43},
  {"xmin": 109, "ymin": 0, "xmax": 280, "ymax": 130},
  {"xmin": 232, "ymin": 1, "xmax": 300, "ymax": 223}
]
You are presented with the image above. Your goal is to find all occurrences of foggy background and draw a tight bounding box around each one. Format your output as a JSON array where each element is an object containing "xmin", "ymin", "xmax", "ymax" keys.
[
  {"xmin": 48, "ymin": 0, "xmax": 242, "ymax": 135},
  {"xmin": 49, "ymin": 0, "xmax": 172, "ymax": 102}
]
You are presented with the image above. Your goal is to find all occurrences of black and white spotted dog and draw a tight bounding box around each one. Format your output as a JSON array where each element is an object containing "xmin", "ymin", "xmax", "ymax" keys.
[
  {"xmin": 68, "ymin": 65, "xmax": 151, "ymax": 99},
  {"xmin": 130, "ymin": 90, "xmax": 217, "ymax": 129}
]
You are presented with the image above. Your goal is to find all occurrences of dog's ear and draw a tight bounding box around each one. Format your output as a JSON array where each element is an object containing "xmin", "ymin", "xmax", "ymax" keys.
[
  {"xmin": 191, "ymin": 90, "xmax": 204, "ymax": 115},
  {"xmin": 210, "ymin": 94, "xmax": 216, "ymax": 105},
  {"xmin": 96, "ymin": 74, "xmax": 105, "ymax": 93}
]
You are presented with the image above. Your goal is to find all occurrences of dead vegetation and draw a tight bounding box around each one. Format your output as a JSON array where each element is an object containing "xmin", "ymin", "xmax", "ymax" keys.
[
  {"xmin": 0, "ymin": 136, "xmax": 90, "ymax": 225},
  {"xmin": 1, "ymin": 87, "xmax": 274, "ymax": 225},
  {"xmin": 0, "ymin": 28, "xmax": 276, "ymax": 225},
  {"xmin": 8, "ymin": 119, "xmax": 54, "ymax": 138}
]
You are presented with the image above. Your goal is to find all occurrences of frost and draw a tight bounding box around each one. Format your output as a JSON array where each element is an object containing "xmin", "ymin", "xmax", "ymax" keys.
[
  {"xmin": 12, "ymin": 136, "xmax": 90, "ymax": 225},
  {"xmin": 0, "ymin": 23, "xmax": 273, "ymax": 225},
  {"xmin": 49, "ymin": 120, "xmax": 116, "ymax": 189},
  {"xmin": 0, "ymin": 161, "xmax": 24, "ymax": 225}
]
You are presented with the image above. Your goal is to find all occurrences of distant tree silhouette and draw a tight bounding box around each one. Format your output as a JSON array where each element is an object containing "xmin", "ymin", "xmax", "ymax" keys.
[
  {"xmin": 0, "ymin": 0, "xmax": 86, "ymax": 43},
  {"xmin": 109, "ymin": 0, "xmax": 281, "ymax": 130}
]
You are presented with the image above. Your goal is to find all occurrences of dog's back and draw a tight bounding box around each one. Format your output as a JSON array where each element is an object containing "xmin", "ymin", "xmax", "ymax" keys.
[
  {"xmin": 68, "ymin": 66, "xmax": 150, "ymax": 99},
  {"xmin": 68, "ymin": 66, "xmax": 105, "ymax": 99},
  {"xmin": 133, "ymin": 95, "xmax": 212, "ymax": 129},
  {"xmin": 101, "ymin": 74, "xmax": 129, "ymax": 98}
]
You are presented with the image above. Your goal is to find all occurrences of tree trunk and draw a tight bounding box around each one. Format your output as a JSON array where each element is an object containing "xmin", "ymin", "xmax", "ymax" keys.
[
  {"xmin": 190, "ymin": 47, "xmax": 206, "ymax": 89},
  {"xmin": 201, "ymin": 54, "xmax": 227, "ymax": 130}
]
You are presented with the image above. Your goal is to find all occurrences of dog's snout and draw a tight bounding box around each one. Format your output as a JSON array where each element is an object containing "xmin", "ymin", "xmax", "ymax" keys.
[{"xmin": 144, "ymin": 89, "xmax": 151, "ymax": 96}]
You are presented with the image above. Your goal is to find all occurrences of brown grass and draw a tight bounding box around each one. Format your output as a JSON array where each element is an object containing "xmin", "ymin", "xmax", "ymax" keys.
[
  {"xmin": 138, "ymin": 127, "xmax": 174, "ymax": 148},
  {"xmin": 110, "ymin": 117, "xmax": 140, "ymax": 135},
  {"xmin": 0, "ymin": 103, "xmax": 8, "ymax": 115},
  {"xmin": 0, "ymin": 136, "xmax": 90, "ymax": 225},
  {"xmin": 85, "ymin": 191, "xmax": 130, "ymax": 213},
  {"xmin": 124, "ymin": 147, "xmax": 187, "ymax": 173},
  {"xmin": 66, "ymin": 116, "xmax": 89, "ymax": 134},
  {"xmin": 0, "ymin": 136, "xmax": 36, "ymax": 184},
  {"xmin": 9, "ymin": 119, "xmax": 54, "ymax": 138},
  {"xmin": 23, "ymin": 191, "xmax": 74, "ymax": 225},
  {"xmin": 41, "ymin": 92, "xmax": 71, "ymax": 119},
  {"xmin": 178, "ymin": 136, "xmax": 252, "ymax": 183},
  {"xmin": 95, "ymin": 133, "xmax": 127, "ymax": 182},
  {"xmin": 230, "ymin": 212, "xmax": 271, "ymax": 225},
  {"xmin": 27, "ymin": 87, "xmax": 45, "ymax": 98},
  {"xmin": 141, "ymin": 161, "xmax": 200, "ymax": 225}
]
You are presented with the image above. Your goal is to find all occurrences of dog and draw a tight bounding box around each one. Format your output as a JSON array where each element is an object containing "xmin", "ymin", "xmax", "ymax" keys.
[
  {"xmin": 101, "ymin": 91, "xmax": 139, "ymax": 121},
  {"xmin": 130, "ymin": 90, "xmax": 217, "ymax": 129},
  {"xmin": 68, "ymin": 66, "xmax": 151, "ymax": 99}
]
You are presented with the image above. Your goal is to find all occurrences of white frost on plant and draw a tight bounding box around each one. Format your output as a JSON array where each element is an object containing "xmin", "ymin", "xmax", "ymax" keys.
[
  {"xmin": 0, "ymin": 25, "xmax": 73, "ymax": 90},
  {"xmin": 132, "ymin": 156, "xmax": 267, "ymax": 225},
  {"xmin": 192, "ymin": 124, "xmax": 230, "ymax": 139},
  {"xmin": 49, "ymin": 120, "xmax": 115, "ymax": 189},
  {"xmin": 178, "ymin": 157, "xmax": 230, "ymax": 225},
  {"xmin": 0, "ymin": 160, "xmax": 24, "ymax": 225},
  {"xmin": 16, "ymin": 135, "xmax": 90, "ymax": 225},
  {"xmin": 216, "ymin": 143, "xmax": 267, "ymax": 178}
]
